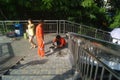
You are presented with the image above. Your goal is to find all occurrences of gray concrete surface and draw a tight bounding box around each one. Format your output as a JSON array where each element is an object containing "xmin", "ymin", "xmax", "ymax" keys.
[{"xmin": 1, "ymin": 33, "xmax": 74, "ymax": 80}]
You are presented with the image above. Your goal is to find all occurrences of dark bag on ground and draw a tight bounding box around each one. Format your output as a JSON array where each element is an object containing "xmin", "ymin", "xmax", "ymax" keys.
[{"xmin": 6, "ymin": 32, "xmax": 16, "ymax": 38}]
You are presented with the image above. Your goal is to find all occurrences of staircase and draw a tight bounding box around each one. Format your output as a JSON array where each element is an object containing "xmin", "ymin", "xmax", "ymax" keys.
[
  {"xmin": 2, "ymin": 49, "xmax": 73, "ymax": 80},
  {"xmin": 1, "ymin": 34, "xmax": 73, "ymax": 80}
]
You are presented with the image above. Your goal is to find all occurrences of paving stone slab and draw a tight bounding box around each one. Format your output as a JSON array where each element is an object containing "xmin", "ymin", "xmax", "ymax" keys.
[
  {"xmin": 2, "ymin": 75, "xmax": 73, "ymax": 80},
  {"xmin": 9, "ymin": 68, "xmax": 73, "ymax": 75}
]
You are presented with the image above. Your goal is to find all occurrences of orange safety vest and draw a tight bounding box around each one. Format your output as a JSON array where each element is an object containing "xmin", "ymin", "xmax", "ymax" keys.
[{"xmin": 53, "ymin": 37, "xmax": 66, "ymax": 47}]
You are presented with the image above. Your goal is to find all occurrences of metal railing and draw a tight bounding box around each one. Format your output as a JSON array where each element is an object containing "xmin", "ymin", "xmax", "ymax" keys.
[
  {"xmin": 0, "ymin": 20, "xmax": 117, "ymax": 44},
  {"xmin": 0, "ymin": 20, "xmax": 59, "ymax": 34},
  {"xmin": 68, "ymin": 32, "xmax": 120, "ymax": 80},
  {"xmin": 0, "ymin": 20, "xmax": 111, "ymax": 38}
]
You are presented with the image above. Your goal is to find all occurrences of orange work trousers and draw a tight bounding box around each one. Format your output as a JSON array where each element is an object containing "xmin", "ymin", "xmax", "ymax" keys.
[{"xmin": 37, "ymin": 38, "xmax": 45, "ymax": 57}]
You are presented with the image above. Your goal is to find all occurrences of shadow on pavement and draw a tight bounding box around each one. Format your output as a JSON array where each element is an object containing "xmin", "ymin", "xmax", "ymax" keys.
[
  {"xmin": 16, "ymin": 59, "xmax": 48, "ymax": 69},
  {"xmin": 25, "ymin": 59, "xmax": 48, "ymax": 65},
  {"xmin": 45, "ymin": 43, "xmax": 68, "ymax": 57}
]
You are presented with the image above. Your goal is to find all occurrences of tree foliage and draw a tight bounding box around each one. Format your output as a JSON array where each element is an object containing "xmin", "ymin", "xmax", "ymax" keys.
[
  {"xmin": 0, "ymin": 0, "xmax": 120, "ymax": 30},
  {"xmin": 110, "ymin": 11, "xmax": 120, "ymax": 28}
]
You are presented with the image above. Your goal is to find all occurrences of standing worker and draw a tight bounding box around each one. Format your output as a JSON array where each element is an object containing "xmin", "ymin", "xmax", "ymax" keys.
[
  {"xmin": 36, "ymin": 20, "xmax": 45, "ymax": 58},
  {"xmin": 27, "ymin": 19, "xmax": 36, "ymax": 49}
]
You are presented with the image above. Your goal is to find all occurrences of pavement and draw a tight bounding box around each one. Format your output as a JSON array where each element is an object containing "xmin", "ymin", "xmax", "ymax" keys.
[{"xmin": 0, "ymin": 33, "xmax": 74, "ymax": 80}]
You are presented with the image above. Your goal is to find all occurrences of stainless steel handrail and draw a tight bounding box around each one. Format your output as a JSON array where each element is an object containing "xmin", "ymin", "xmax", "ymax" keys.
[{"xmin": 68, "ymin": 32, "xmax": 120, "ymax": 80}]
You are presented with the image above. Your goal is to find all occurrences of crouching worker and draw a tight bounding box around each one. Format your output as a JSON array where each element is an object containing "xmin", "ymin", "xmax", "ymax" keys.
[{"xmin": 52, "ymin": 35, "xmax": 66, "ymax": 48}]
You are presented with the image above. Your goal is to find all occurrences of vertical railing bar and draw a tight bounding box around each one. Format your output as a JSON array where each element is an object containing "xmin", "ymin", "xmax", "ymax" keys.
[
  {"xmin": 75, "ymin": 41, "xmax": 79, "ymax": 72},
  {"xmin": 80, "ymin": 50, "xmax": 83, "ymax": 78},
  {"xmin": 72, "ymin": 23, "xmax": 74, "ymax": 32},
  {"xmin": 77, "ymin": 39, "xmax": 81, "ymax": 74},
  {"xmin": 79, "ymin": 47, "xmax": 83, "ymax": 76},
  {"xmin": 71, "ymin": 24, "xmax": 72, "ymax": 32},
  {"xmin": 102, "ymin": 32, "xmax": 105, "ymax": 40},
  {"xmin": 79, "ymin": 25, "xmax": 82, "ymax": 34},
  {"xmin": 95, "ymin": 29, "xmax": 97, "ymax": 38},
  {"xmin": 69, "ymin": 23, "xmax": 70, "ymax": 32},
  {"xmin": 82, "ymin": 50, "xmax": 85, "ymax": 79},
  {"xmin": 57, "ymin": 20, "xmax": 59, "ymax": 34},
  {"xmin": 86, "ymin": 56, "xmax": 90, "ymax": 78},
  {"xmin": 100, "ymin": 67, "xmax": 105, "ymax": 80},
  {"xmin": 68, "ymin": 23, "xmax": 70, "ymax": 32},
  {"xmin": 94, "ymin": 63, "xmax": 99, "ymax": 80},
  {"xmin": 79, "ymin": 42, "xmax": 84, "ymax": 79},
  {"xmin": 0, "ymin": 44, "xmax": 3, "ymax": 56},
  {"xmin": 108, "ymin": 73, "xmax": 112, "ymax": 80},
  {"xmin": 76, "ymin": 24, "xmax": 78, "ymax": 33},
  {"xmin": 4, "ymin": 21, "xmax": 7, "ymax": 33},
  {"xmin": 72, "ymin": 40, "xmax": 75, "ymax": 68},
  {"xmin": 81, "ymin": 50, "xmax": 85, "ymax": 80},
  {"xmin": 89, "ymin": 58, "xmax": 94, "ymax": 80},
  {"xmin": 59, "ymin": 20, "xmax": 61, "ymax": 34},
  {"xmin": 78, "ymin": 47, "xmax": 81, "ymax": 75},
  {"xmin": 65, "ymin": 22, "xmax": 67, "ymax": 32},
  {"xmin": 84, "ymin": 54, "xmax": 89, "ymax": 80},
  {"xmin": 63, "ymin": 20, "xmax": 65, "ymax": 34},
  {"xmin": 2, "ymin": 21, "xmax": 5, "ymax": 34},
  {"xmin": 67, "ymin": 23, "xmax": 69, "ymax": 32},
  {"xmin": 83, "ymin": 53, "xmax": 87, "ymax": 80},
  {"xmin": 72, "ymin": 24, "xmax": 74, "ymax": 32},
  {"xmin": 74, "ymin": 24, "xmax": 76, "ymax": 33},
  {"xmin": 69, "ymin": 23, "xmax": 71, "ymax": 32}
]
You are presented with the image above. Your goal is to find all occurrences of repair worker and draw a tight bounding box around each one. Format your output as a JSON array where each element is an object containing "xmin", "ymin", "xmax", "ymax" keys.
[{"xmin": 52, "ymin": 35, "xmax": 66, "ymax": 48}]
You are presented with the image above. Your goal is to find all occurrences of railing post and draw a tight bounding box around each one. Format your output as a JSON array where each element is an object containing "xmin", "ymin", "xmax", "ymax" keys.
[
  {"xmin": 63, "ymin": 20, "xmax": 66, "ymax": 34},
  {"xmin": 79, "ymin": 25, "xmax": 82, "ymax": 34},
  {"xmin": 59, "ymin": 20, "xmax": 61, "ymax": 34},
  {"xmin": 73, "ymin": 39, "xmax": 82, "ymax": 80},
  {"xmin": 95, "ymin": 29, "xmax": 97, "ymax": 38},
  {"xmin": 57, "ymin": 20, "xmax": 59, "ymax": 34},
  {"xmin": 3, "ymin": 21, "xmax": 7, "ymax": 34},
  {"xmin": 0, "ymin": 44, "xmax": 2, "ymax": 56}
]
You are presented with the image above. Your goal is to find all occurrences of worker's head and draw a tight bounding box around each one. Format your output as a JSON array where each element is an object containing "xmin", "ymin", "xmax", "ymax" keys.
[{"xmin": 56, "ymin": 35, "xmax": 61, "ymax": 40}]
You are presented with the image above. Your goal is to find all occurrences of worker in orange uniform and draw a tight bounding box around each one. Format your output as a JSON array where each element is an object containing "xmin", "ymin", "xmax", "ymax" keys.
[
  {"xmin": 36, "ymin": 20, "xmax": 45, "ymax": 58},
  {"xmin": 52, "ymin": 35, "xmax": 66, "ymax": 48}
]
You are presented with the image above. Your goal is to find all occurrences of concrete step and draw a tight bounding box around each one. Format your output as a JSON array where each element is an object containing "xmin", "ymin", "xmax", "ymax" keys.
[
  {"xmin": 14, "ymin": 63, "xmax": 72, "ymax": 70},
  {"xmin": 8, "ymin": 68, "xmax": 73, "ymax": 75},
  {"xmin": 0, "ymin": 56, "xmax": 24, "ymax": 75},
  {"xmin": 13, "ymin": 56, "xmax": 72, "ymax": 70},
  {"xmin": 2, "ymin": 75, "xmax": 73, "ymax": 80}
]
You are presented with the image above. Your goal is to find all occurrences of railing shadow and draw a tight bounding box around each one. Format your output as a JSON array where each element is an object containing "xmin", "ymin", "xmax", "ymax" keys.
[{"xmin": 50, "ymin": 69, "xmax": 74, "ymax": 80}]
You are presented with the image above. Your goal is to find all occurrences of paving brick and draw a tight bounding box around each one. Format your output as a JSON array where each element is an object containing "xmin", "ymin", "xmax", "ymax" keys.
[{"xmin": 2, "ymin": 75, "xmax": 73, "ymax": 80}]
